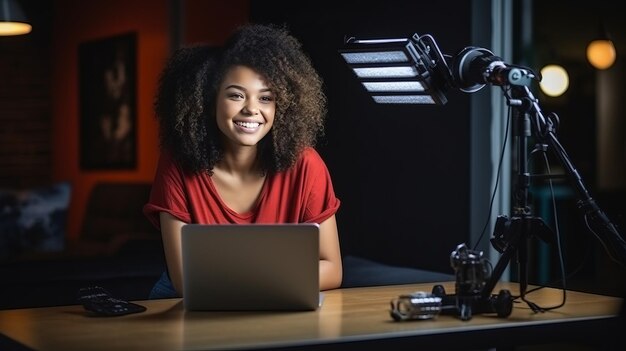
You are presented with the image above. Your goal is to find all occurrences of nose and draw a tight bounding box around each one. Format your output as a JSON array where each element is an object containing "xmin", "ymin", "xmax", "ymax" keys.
[{"xmin": 243, "ymin": 101, "xmax": 259, "ymax": 115}]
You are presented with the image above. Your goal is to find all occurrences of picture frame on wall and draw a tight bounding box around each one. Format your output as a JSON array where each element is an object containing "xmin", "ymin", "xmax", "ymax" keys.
[{"xmin": 78, "ymin": 32, "xmax": 137, "ymax": 170}]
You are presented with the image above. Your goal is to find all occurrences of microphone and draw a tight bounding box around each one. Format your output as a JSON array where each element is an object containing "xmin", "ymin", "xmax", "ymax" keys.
[{"xmin": 451, "ymin": 47, "xmax": 536, "ymax": 93}]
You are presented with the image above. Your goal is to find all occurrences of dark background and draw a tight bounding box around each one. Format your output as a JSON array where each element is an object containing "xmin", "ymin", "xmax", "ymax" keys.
[
  {"xmin": 251, "ymin": 1, "xmax": 474, "ymax": 273},
  {"xmin": 251, "ymin": 0, "xmax": 626, "ymax": 294}
]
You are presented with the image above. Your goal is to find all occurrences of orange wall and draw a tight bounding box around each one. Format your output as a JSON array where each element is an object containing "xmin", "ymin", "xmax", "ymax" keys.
[
  {"xmin": 183, "ymin": 0, "xmax": 249, "ymax": 45},
  {"xmin": 51, "ymin": 0, "xmax": 249, "ymax": 240}
]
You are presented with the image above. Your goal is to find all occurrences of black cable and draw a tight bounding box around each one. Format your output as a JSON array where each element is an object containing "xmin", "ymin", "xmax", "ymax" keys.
[
  {"xmin": 515, "ymin": 152, "xmax": 566, "ymax": 313},
  {"xmin": 473, "ymin": 103, "xmax": 512, "ymax": 251}
]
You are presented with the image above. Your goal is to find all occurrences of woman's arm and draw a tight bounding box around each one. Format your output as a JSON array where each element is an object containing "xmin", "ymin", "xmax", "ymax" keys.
[
  {"xmin": 159, "ymin": 212, "xmax": 186, "ymax": 295},
  {"xmin": 318, "ymin": 214, "xmax": 342, "ymax": 290}
]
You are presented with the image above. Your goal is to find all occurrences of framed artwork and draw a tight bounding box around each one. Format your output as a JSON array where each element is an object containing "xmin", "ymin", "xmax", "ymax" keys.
[{"xmin": 79, "ymin": 32, "xmax": 137, "ymax": 170}]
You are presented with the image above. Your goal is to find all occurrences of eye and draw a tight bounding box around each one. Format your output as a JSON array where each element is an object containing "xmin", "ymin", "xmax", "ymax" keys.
[
  {"xmin": 260, "ymin": 95, "xmax": 274, "ymax": 103},
  {"xmin": 227, "ymin": 92, "xmax": 244, "ymax": 100}
]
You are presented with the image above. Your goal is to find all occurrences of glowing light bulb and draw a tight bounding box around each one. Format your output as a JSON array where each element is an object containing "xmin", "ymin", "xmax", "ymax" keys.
[
  {"xmin": 539, "ymin": 64, "xmax": 569, "ymax": 97},
  {"xmin": 586, "ymin": 39, "xmax": 616, "ymax": 70},
  {"xmin": 0, "ymin": 21, "xmax": 31, "ymax": 36}
]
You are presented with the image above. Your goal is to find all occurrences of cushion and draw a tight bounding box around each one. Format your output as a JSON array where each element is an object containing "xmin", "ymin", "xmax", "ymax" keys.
[
  {"xmin": 0, "ymin": 182, "xmax": 71, "ymax": 260},
  {"xmin": 341, "ymin": 255, "xmax": 454, "ymax": 288}
]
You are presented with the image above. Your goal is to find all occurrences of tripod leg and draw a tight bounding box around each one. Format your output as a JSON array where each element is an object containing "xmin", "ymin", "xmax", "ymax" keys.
[
  {"xmin": 458, "ymin": 298, "xmax": 473, "ymax": 321},
  {"xmin": 482, "ymin": 246, "xmax": 515, "ymax": 300}
]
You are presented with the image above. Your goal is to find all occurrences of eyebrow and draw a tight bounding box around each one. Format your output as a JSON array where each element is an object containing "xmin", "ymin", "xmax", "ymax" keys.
[{"xmin": 224, "ymin": 84, "xmax": 273, "ymax": 93}]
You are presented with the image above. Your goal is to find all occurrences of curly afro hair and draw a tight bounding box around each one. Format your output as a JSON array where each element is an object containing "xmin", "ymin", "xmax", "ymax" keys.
[{"xmin": 153, "ymin": 23, "xmax": 327, "ymax": 175}]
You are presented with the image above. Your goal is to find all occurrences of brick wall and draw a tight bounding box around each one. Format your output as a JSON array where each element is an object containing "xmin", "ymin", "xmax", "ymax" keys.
[{"xmin": 0, "ymin": 1, "xmax": 52, "ymax": 189}]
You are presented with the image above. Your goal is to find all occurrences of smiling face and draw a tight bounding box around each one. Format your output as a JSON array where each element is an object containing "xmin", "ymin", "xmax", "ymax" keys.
[{"xmin": 215, "ymin": 65, "xmax": 276, "ymax": 151}]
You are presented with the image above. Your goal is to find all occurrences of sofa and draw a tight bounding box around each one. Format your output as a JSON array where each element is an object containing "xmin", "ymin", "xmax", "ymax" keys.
[{"xmin": 0, "ymin": 182, "xmax": 166, "ymax": 309}]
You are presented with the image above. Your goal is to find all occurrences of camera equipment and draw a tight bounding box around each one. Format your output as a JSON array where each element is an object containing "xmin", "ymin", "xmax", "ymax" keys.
[
  {"xmin": 431, "ymin": 243, "xmax": 513, "ymax": 321},
  {"xmin": 431, "ymin": 283, "xmax": 513, "ymax": 321},
  {"xmin": 389, "ymin": 244, "xmax": 513, "ymax": 322},
  {"xmin": 342, "ymin": 33, "xmax": 626, "ymax": 321},
  {"xmin": 390, "ymin": 291, "xmax": 443, "ymax": 321}
]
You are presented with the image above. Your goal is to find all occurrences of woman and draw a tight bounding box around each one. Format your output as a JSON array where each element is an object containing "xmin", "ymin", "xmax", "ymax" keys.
[{"xmin": 143, "ymin": 23, "xmax": 342, "ymax": 298}]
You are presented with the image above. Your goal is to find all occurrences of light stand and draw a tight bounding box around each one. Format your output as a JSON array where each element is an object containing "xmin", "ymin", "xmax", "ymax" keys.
[
  {"xmin": 432, "ymin": 85, "xmax": 559, "ymax": 320},
  {"xmin": 340, "ymin": 33, "xmax": 626, "ymax": 321},
  {"xmin": 480, "ymin": 85, "xmax": 561, "ymax": 310},
  {"xmin": 434, "ymin": 83, "xmax": 626, "ymax": 320}
]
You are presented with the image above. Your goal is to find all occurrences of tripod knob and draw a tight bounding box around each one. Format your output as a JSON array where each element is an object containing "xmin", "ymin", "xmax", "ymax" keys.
[
  {"xmin": 432, "ymin": 284, "xmax": 446, "ymax": 296},
  {"xmin": 494, "ymin": 289, "xmax": 513, "ymax": 318}
]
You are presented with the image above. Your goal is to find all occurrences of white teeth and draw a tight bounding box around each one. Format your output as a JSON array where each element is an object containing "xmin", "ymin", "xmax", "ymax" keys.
[{"xmin": 235, "ymin": 121, "xmax": 260, "ymax": 128}]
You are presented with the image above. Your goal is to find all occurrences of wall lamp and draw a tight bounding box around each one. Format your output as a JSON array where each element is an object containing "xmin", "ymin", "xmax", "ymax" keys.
[{"xmin": 0, "ymin": 0, "xmax": 31, "ymax": 36}]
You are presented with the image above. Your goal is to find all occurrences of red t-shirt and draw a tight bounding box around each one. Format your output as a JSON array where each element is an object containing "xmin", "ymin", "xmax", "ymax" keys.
[{"xmin": 143, "ymin": 147, "xmax": 340, "ymax": 228}]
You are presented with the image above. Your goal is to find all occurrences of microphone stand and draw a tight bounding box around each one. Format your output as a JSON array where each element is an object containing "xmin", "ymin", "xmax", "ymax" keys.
[
  {"xmin": 434, "ymin": 84, "xmax": 626, "ymax": 320},
  {"xmin": 433, "ymin": 85, "xmax": 553, "ymax": 320},
  {"xmin": 482, "ymin": 85, "xmax": 626, "ymax": 304},
  {"xmin": 482, "ymin": 86, "xmax": 626, "ymax": 298},
  {"xmin": 480, "ymin": 85, "xmax": 558, "ymax": 309}
]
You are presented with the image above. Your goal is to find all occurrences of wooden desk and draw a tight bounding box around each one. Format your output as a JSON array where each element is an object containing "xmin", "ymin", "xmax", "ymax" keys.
[{"xmin": 0, "ymin": 282, "xmax": 622, "ymax": 350}]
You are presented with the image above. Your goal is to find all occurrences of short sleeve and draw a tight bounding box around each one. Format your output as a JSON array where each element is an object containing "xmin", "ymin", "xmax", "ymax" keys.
[
  {"xmin": 300, "ymin": 148, "xmax": 341, "ymax": 224},
  {"xmin": 143, "ymin": 151, "xmax": 192, "ymax": 229}
]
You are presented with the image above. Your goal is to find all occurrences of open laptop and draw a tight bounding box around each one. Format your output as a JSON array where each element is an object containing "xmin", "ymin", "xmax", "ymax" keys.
[{"xmin": 181, "ymin": 223, "xmax": 320, "ymax": 311}]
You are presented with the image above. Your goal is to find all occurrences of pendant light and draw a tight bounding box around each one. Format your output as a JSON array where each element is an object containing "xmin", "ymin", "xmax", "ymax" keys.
[
  {"xmin": 0, "ymin": 0, "xmax": 31, "ymax": 36},
  {"xmin": 586, "ymin": 21, "xmax": 616, "ymax": 70}
]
